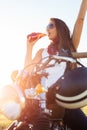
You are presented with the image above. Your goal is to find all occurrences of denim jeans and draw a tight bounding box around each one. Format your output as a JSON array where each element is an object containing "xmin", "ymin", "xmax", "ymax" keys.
[{"xmin": 63, "ymin": 108, "xmax": 87, "ymax": 130}]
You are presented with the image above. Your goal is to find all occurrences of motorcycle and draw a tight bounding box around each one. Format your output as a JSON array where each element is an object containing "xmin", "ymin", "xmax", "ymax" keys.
[{"xmin": 2, "ymin": 54, "xmax": 87, "ymax": 130}]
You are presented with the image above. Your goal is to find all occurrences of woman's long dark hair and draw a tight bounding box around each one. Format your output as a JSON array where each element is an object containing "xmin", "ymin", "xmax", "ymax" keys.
[
  {"xmin": 48, "ymin": 18, "xmax": 77, "ymax": 70},
  {"xmin": 50, "ymin": 18, "xmax": 76, "ymax": 53}
]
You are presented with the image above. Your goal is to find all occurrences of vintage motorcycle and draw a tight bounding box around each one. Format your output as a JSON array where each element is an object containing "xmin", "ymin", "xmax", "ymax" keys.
[{"xmin": 3, "ymin": 54, "xmax": 87, "ymax": 130}]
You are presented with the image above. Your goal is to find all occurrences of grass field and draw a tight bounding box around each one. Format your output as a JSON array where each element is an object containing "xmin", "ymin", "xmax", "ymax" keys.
[
  {"xmin": 0, "ymin": 106, "xmax": 87, "ymax": 130},
  {"xmin": 81, "ymin": 106, "xmax": 87, "ymax": 116},
  {"xmin": 0, "ymin": 114, "xmax": 12, "ymax": 130}
]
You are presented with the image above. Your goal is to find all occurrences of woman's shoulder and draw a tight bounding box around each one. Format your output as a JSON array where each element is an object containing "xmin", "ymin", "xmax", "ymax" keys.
[
  {"xmin": 34, "ymin": 48, "xmax": 44, "ymax": 60},
  {"xmin": 36, "ymin": 48, "xmax": 44, "ymax": 56},
  {"xmin": 36, "ymin": 48, "xmax": 48, "ymax": 56},
  {"xmin": 34, "ymin": 48, "xmax": 49, "ymax": 62}
]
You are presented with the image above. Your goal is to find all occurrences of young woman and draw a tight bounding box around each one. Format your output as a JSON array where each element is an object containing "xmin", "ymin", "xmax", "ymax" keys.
[
  {"xmin": 24, "ymin": 0, "xmax": 87, "ymax": 130},
  {"xmin": 24, "ymin": 0, "xmax": 87, "ymax": 68}
]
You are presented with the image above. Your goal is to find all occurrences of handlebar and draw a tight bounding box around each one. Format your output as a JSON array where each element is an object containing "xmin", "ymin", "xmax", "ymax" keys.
[
  {"xmin": 31, "ymin": 55, "xmax": 76, "ymax": 74},
  {"xmin": 49, "ymin": 55, "xmax": 76, "ymax": 62},
  {"xmin": 24, "ymin": 52, "xmax": 87, "ymax": 74},
  {"xmin": 13, "ymin": 53, "xmax": 86, "ymax": 99},
  {"xmin": 72, "ymin": 52, "xmax": 87, "ymax": 58},
  {"xmin": 32, "ymin": 52, "xmax": 87, "ymax": 74}
]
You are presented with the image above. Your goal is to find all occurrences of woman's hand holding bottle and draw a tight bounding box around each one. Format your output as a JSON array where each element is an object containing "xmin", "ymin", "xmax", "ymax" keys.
[{"xmin": 27, "ymin": 32, "xmax": 46, "ymax": 46}]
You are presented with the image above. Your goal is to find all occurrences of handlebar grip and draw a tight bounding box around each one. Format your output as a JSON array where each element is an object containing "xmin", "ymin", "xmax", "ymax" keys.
[{"xmin": 72, "ymin": 52, "xmax": 87, "ymax": 58}]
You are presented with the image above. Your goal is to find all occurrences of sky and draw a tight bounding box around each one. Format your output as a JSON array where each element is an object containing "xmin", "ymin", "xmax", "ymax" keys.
[{"xmin": 0, "ymin": 0, "xmax": 87, "ymax": 87}]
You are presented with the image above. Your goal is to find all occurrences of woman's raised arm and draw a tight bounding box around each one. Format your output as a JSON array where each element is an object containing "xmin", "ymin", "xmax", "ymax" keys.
[{"xmin": 72, "ymin": 0, "xmax": 87, "ymax": 49}]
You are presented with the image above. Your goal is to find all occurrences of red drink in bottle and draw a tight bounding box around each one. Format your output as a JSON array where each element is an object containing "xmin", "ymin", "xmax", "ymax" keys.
[{"xmin": 27, "ymin": 32, "xmax": 46, "ymax": 42}]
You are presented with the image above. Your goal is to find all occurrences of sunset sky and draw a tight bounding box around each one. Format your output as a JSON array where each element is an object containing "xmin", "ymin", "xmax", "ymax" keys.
[{"xmin": 0, "ymin": 0, "xmax": 87, "ymax": 87}]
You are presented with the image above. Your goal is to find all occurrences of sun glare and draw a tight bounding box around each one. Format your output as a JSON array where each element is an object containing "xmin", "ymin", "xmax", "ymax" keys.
[
  {"xmin": 0, "ymin": 31, "xmax": 25, "ymax": 87},
  {"xmin": 0, "ymin": 28, "xmax": 50, "ymax": 88}
]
